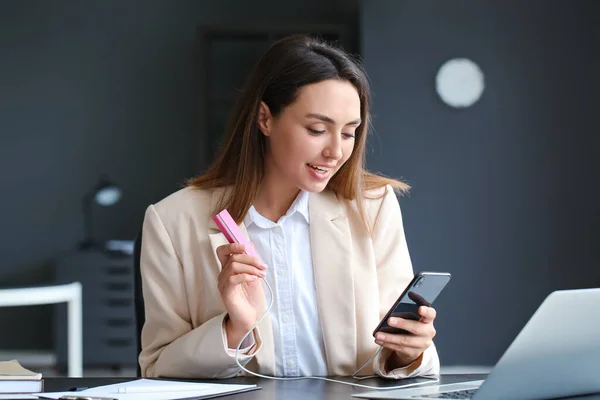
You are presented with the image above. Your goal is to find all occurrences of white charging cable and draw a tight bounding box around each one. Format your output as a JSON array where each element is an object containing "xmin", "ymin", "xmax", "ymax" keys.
[{"xmin": 233, "ymin": 277, "xmax": 439, "ymax": 391}]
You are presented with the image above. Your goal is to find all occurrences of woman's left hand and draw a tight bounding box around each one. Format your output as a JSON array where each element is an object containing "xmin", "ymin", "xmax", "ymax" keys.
[{"xmin": 374, "ymin": 306, "xmax": 437, "ymax": 368}]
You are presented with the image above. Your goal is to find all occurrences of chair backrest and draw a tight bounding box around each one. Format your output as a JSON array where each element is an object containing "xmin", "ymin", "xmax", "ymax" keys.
[{"xmin": 133, "ymin": 228, "xmax": 144, "ymax": 377}]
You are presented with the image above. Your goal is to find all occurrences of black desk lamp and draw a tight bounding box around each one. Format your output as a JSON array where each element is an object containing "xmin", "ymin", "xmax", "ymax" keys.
[{"xmin": 79, "ymin": 175, "xmax": 122, "ymax": 250}]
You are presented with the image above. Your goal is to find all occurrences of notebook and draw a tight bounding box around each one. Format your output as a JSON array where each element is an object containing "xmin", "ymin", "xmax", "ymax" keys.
[
  {"xmin": 0, "ymin": 360, "xmax": 43, "ymax": 394},
  {"xmin": 38, "ymin": 378, "xmax": 260, "ymax": 400}
]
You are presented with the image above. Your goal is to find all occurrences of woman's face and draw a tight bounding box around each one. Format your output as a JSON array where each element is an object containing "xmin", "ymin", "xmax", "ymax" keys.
[{"xmin": 258, "ymin": 79, "xmax": 361, "ymax": 193}]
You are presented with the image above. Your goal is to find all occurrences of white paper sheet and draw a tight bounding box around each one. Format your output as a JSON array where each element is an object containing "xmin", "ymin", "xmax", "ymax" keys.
[{"xmin": 37, "ymin": 378, "xmax": 257, "ymax": 400}]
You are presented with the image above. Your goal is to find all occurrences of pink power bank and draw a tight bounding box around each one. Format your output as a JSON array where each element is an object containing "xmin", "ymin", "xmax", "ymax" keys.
[{"xmin": 212, "ymin": 209, "xmax": 261, "ymax": 259}]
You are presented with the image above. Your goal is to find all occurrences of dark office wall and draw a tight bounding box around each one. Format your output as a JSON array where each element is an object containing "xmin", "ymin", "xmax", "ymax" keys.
[
  {"xmin": 0, "ymin": 0, "xmax": 358, "ymax": 350},
  {"xmin": 362, "ymin": 0, "xmax": 600, "ymax": 366}
]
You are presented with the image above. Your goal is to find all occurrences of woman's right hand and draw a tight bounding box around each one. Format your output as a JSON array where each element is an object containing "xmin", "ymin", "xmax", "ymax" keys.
[{"xmin": 216, "ymin": 243, "xmax": 267, "ymax": 348}]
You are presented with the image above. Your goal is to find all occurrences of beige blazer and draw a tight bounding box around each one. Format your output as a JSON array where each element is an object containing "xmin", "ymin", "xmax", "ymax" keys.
[{"xmin": 138, "ymin": 184, "xmax": 440, "ymax": 379}]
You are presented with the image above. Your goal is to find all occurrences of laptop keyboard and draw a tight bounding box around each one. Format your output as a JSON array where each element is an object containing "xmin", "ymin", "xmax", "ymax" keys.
[{"xmin": 417, "ymin": 388, "xmax": 479, "ymax": 399}]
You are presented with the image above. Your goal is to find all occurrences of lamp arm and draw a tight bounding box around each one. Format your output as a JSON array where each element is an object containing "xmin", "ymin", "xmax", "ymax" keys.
[{"xmin": 80, "ymin": 192, "xmax": 95, "ymax": 249}]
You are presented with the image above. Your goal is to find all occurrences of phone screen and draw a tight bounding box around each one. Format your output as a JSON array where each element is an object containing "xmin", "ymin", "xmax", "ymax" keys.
[{"xmin": 374, "ymin": 272, "xmax": 451, "ymax": 335}]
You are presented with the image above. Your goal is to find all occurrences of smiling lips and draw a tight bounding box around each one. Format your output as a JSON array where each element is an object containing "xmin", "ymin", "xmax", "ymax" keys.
[
  {"xmin": 307, "ymin": 163, "xmax": 335, "ymax": 173},
  {"xmin": 307, "ymin": 163, "xmax": 336, "ymax": 180}
]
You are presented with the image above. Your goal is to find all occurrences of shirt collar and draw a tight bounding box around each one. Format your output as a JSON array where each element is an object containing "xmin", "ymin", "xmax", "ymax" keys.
[{"xmin": 244, "ymin": 190, "xmax": 310, "ymax": 228}]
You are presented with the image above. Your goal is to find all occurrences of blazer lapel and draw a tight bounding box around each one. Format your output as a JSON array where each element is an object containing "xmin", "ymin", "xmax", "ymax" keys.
[
  {"xmin": 309, "ymin": 190, "xmax": 357, "ymax": 375},
  {"xmin": 207, "ymin": 188, "xmax": 276, "ymax": 375}
]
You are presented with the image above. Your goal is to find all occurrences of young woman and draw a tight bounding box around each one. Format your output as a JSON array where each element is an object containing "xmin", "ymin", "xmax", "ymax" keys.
[{"xmin": 138, "ymin": 35, "xmax": 440, "ymax": 379}]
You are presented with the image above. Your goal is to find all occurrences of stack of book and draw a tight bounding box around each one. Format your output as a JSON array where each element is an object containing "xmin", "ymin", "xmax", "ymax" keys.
[{"xmin": 0, "ymin": 359, "xmax": 43, "ymax": 394}]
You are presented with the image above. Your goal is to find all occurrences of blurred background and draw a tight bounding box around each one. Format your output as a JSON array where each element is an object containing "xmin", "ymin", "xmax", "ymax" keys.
[{"xmin": 0, "ymin": 0, "xmax": 598, "ymax": 377}]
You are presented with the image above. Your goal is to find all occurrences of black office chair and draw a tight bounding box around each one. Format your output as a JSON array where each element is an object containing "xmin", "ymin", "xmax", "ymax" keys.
[{"xmin": 133, "ymin": 228, "xmax": 145, "ymax": 377}]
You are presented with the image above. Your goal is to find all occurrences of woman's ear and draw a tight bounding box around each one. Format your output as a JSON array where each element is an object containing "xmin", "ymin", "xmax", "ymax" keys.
[{"xmin": 257, "ymin": 101, "xmax": 272, "ymax": 136}]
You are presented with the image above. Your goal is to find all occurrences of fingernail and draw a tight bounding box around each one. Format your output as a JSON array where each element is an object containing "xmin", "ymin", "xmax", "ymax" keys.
[
  {"xmin": 260, "ymin": 263, "xmax": 268, "ymax": 269},
  {"xmin": 375, "ymin": 340, "xmax": 383, "ymax": 346},
  {"xmin": 376, "ymin": 333, "xmax": 385, "ymax": 341},
  {"xmin": 389, "ymin": 317, "xmax": 397, "ymax": 326}
]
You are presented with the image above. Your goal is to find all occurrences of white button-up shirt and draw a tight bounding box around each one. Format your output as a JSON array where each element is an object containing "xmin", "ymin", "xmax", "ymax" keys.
[{"xmin": 243, "ymin": 190, "xmax": 328, "ymax": 377}]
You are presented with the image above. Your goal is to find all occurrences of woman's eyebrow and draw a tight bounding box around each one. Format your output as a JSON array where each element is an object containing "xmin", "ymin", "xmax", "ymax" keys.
[{"xmin": 305, "ymin": 113, "xmax": 362, "ymax": 126}]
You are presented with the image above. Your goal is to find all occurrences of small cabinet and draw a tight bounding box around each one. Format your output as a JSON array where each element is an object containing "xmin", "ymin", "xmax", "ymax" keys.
[{"xmin": 54, "ymin": 250, "xmax": 136, "ymax": 371}]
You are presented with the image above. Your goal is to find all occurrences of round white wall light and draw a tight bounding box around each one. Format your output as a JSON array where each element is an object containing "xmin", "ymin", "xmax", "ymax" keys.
[{"xmin": 435, "ymin": 58, "xmax": 485, "ymax": 108}]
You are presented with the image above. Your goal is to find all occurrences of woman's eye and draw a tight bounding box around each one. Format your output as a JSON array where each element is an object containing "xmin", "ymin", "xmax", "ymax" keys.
[
  {"xmin": 308, "ymin": 128, "xmax": 326, "ymax": 135},
  {"xmin": 343, "ymin": 133, "xmax": 355, "ymax": 139}
]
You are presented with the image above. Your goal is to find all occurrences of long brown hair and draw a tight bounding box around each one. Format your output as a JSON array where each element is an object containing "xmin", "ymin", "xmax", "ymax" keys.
[{"xmin": 188, "ymin": 34, "xmax": 409, "ymax": 233}]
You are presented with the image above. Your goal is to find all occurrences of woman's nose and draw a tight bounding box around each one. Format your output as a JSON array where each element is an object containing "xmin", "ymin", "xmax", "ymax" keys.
[{"xmin": 323, "ymin": 136, "xmax": 343, "ymax": 160}]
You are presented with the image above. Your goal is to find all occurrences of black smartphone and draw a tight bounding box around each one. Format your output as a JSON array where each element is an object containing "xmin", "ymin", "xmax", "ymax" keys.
[{"xmin": 373, "ymin": 271, "xmax": 452, "ymax": 336}]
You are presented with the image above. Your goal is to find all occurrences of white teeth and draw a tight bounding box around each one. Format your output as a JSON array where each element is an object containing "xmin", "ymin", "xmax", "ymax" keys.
[{"xmin": 308, "ymin": 164, "xmax": 329, "ymax": 173}]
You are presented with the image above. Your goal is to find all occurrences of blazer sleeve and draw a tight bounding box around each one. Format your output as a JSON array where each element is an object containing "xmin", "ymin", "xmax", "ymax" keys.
[
  {"xmin": 369, "ymin": 186, "xmax": 441, "ymax": 379},
  {"xmin": 138, "ymin": 204, "xmax": 263, "ymax": 378}
]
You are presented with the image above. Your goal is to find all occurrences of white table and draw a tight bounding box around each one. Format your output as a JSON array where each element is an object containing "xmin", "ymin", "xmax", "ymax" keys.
[{"xmin": 0, "ymin": 282, "xmax": 82, "ymax": 377}]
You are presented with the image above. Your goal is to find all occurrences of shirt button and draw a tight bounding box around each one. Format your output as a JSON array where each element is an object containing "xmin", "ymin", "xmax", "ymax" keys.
[
  {"xmin": 277, "ymin": 269, "xmax": 287, "ymax": 277},
  {"xmin": 286, "ymin": 359, "xmax": 296, "ymax": 367},
  {"xmin": 282, "ymin": 314, "xmax": 290, "ymax": 323}
]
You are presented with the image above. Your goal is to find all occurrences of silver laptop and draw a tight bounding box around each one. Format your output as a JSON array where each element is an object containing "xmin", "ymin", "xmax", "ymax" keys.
[{"xmin": 354, "ymin": 288, "xmax": 600, "ymax": 400}]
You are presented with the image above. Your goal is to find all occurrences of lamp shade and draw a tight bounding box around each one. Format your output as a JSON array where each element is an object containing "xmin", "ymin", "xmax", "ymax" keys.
[{"xmin": 95, "ymin": 183, "xmax": 122, "ymax": 206}]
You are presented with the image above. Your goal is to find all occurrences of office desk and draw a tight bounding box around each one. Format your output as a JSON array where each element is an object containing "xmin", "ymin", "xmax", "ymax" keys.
[{"xmin": 41, "ymin": 375, "xmax": 600, "ymax": 399}]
